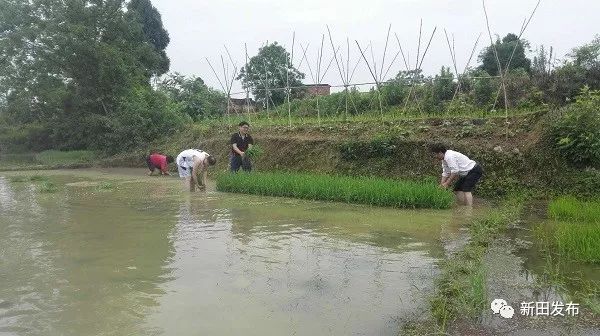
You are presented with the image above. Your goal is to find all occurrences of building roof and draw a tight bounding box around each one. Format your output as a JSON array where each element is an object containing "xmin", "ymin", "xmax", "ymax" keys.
[{"xmin": 304, "ymin": 84, "xmax": 331, "ymax": 87}]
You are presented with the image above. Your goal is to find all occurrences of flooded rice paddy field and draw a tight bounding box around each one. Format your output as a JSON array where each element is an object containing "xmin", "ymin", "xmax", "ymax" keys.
[
  {"xmin": 0, "ymin": 169, "xmax": 471, "ymax": 336},
  {"xmin": 1, "ymin": 169, "xmax": 596, "ymax": 335}
]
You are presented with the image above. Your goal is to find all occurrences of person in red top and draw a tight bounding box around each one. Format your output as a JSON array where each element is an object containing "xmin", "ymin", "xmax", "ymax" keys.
[{"xmin": 146, "ymin": 152, "xmax": 174, "ymax": 176}]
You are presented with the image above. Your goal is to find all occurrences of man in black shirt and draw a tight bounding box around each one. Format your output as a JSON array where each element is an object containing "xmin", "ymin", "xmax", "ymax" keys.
[{"xmin": 230, "ymin": 121, "xmax": 254, "ymax": 172}]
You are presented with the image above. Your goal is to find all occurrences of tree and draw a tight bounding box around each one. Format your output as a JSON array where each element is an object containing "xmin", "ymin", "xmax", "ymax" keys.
[
  {"xmin": 550, "ymin": 36, "xmax": 600, "ymax": 103},
  {"xmin": 237, "ymin": 42, "xmax": 304, "ymax": 106},
  {"xmin": 431, "ymin": 66, "xmax": 456, "ymax": 106},
  {"xmin": 158, "ymin": 73, "xmax": 226, "ymax": 121},
  {"xmin": 0, "ymin": 0, "xmax": 179, "ymax": 151},
  {"xmin": 479, "ymin": 33, "xmax": 531, "ymax": 76},
  {"xmin": 126, "ymin": 0, "xmax": 170, "ymax": 76}
]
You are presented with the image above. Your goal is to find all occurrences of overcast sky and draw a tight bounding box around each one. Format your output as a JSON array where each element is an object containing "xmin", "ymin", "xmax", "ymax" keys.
[{"xmin": 152, "ymin": 0, "xmax": 600, "ymax": 96}]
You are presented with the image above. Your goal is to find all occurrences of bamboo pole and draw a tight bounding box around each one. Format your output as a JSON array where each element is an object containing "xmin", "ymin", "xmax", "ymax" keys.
[
  {"xmin": 482, "ymin": 0, "xmax": 508, "ymax": 114},
  {"xmin": 286, "ymin": 32, "xmax": 295, "ymax": 128},
  {"xmin": 244, "ymin": 43, "xmax": 251, "ymax": 123}
]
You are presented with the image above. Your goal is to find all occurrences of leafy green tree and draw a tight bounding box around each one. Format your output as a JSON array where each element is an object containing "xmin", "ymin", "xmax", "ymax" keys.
[
  {"xmin": 549, "ymin": 87, "xmax": 600, "ymax": 168},
  {"xmin": 0, "ymin": 0, "xmax": 180, "ymax": 151},
  {"xmin": 479, "ymin": 33, "xmax": 531, "ymax": 76},
  {"xmin": 431, "ymin": 66, "xmax": 456, "ymax": 106},
  {"xmin": 126, "ymin": 0, "xmax": 170, "ymax": 76},
  {"xmin": 551, "ymin": 36, "xmax": 600, "ymax": 103},
  {"xmin": 469, "ymin": 69, "xmax": 498, "ymax": 108},
  {"xmin": 158, "ymin": 73, "xmax": 226, "ymax": 120},
  {"xmin": 237, "ymin": 42, "xmax": 304, "ymax": 106}
]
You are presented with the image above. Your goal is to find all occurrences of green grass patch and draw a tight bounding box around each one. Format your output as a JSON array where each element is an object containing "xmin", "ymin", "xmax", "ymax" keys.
[
  {"xmin": 431, "ymin": 245, "xmax": 487, "ymax": 329},
  {"xmin": 244, "ymin": 144, "xmax": 264, "ymax": 160},
  {"xmin": 548, "ymin": 196, "xmax": 600, "ymax": 223},
  {"xmin": 216, "ymin": 171, "xmax": 454, "ymax": 209},
  {"xmin": 8, "ymin": 176, "xmax": 29, "ymax": 182},
  {"xmin": 429, "ymin": 197, "xmax": 524, "ymax": 330},
  {"xmin": 29, "ymin": 174, "xmax": 49, "ymax": 182},
  {"xmin": 38, "ymin": 180, "xmax": 58, "ymax": 193},
  {"xmin": 547, "ymin": 197, "xmax": 600, "ymax": 263},
  {"xmin": 554, "ymin": 221, "xmax": 600, "ymax": 263},
  {"xmin": 96, "ymin": 181, "xmax": 114, "ymax": 191},
  {"xmin": 35, "ymin": 150, "xmax": 96, "ymax": 165}
]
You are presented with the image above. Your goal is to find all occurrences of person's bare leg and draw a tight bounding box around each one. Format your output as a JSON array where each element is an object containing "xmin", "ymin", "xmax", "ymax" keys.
[
  {"xmin": 464, "ymin": 192, "xmax": 473, "ymax": 206},
  {"xmin": 455, "ymin": 191, "xmax": 465, "ymax": 205},
  {"xmin": 190, "ymin": 176, "xmax": 195, "ymax": 192},
  {"xmin": 184, "ymin": 176, "xmax": 194, "ymax": 191}
]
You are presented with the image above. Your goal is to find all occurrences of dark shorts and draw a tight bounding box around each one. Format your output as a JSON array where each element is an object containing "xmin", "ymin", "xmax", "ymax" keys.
[
  {"xmin": 454, "ymin": 164, "xmax": 483, "ymax": 192},
  {"xmin": 146, "ymin": 156, "xmax": 158, "ymax": 172},
  {"xmin": 230, "ymin": 154, "xmax": 252, "ymax": 172}
]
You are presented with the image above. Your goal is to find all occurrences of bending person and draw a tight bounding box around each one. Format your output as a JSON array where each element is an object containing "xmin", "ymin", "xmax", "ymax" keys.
[
  {"xmin": 429, "ymin": 143, "xmax": 483, "ymax": 206},
  {"xmin": 176, "ymin": 149, "xmax": 217, "ymax": 192},
  {"xmin": 146, "ymin": 152, "xmax": 174, "ymax": 176}
]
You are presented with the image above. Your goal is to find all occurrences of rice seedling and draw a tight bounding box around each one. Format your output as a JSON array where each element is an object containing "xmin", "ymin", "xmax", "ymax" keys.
[
  {"xmin": 547, "ymin": 197, "xmax": 600, "ymax": 263},
  {"xmin": 554, "ymin": 221, "xmax": 600, "ymax": 263},
  {"xmin": 216, "ymin": 172, "xmax": 454, "ymax": 209},
  {"xmin": 96, "ymin": 181, "xmax": 114, "ymax": 191},
  {"xmin": 244, "ymin": 145, "xmax": 264, "ymax": 160},
  {"xmin": 548, "ymin": 196, "xmax": 600, "ymax": 223},
  {"xmin": 29, "ymin": 175, "xmax": 49, "ymax": 182},
  {"xmin": 8, "ymin": 176, "xmax": 28, "ymax": 182},
  {"xmin": 35, "ymin": 150, "xmax": 96, "ymax": 165},
  {"xmin": 39, "ymin": 180, "xmax": 58, "ymax": 193}
]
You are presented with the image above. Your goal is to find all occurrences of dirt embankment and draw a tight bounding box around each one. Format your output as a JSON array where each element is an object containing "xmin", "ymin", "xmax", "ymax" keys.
[{"xmin": 103, "ymin": 111, "xmax": 599, "ymax": 198}]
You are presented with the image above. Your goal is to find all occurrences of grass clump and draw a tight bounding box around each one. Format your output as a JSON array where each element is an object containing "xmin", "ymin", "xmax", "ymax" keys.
[
  {"xmin": 29, "ymin": 174, "xmax": 49, "ymax": 182},
  {"xmin": 35, "ymin": 150, "xmax": 96, "ymax": 165},
  {"xmin": 244, "ymin": 145, "xmax": 264, "ymax": 160},
  {"xmin": 548, "ymin": 196, "xmax": 600, "ymax": 223},
  {"xmin": 96, "ymin": 181, "xmax": 114, "ymax": 191},
  {"xmin": 216, "ymin": 171, "xmax": 454, "ymax": 209},
  {"xmin": 429, "ymin": 197, "xmax": 524, "ymax": 330},
  {"xmin": 8, "ymin": 176, "xmax": 28, "ymax": 182},
  {"xmin": 554, "ymin": 222, "xmax": 600, "ymax": 263},
  {"xmin": 431, "ymin": 245, "xmax": 487, "ymax": 329},
  {"xmin": 39, "ymin": 180, "xmax": 58, "ymax": 193},
  {"xmin": 548, "ymin": 197, "xmax": 600, "ymax": 263}
]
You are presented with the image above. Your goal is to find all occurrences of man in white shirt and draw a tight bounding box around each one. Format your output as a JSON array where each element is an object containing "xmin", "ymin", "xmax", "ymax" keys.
[
  {"xmin": 176, "ymin": 149, "xmax": 217, "ymax": 192},
  {"xmin": 429, "ymin": 144, "xmax": 483, "ymax": 206}
]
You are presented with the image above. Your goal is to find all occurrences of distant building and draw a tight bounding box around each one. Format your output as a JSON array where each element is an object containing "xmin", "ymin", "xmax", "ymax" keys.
[
  {"xmin": 228, "ymin": 98, "xmax": 259, "ymax": 113},
  {"xmin": 304, "ymin": 84, "xmax": 331, "ymax": 97}
]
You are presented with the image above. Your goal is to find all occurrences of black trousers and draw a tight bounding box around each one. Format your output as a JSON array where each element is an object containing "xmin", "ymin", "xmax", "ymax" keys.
[{"xmin": 230, "ymin": 155, "xmax": 252, "ymax": 172}]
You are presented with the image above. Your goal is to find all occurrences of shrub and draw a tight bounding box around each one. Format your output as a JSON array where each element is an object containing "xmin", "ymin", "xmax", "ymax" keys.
[{"xmin": 548, "ymin": 87, "xmax": 600, "ymax": 168}]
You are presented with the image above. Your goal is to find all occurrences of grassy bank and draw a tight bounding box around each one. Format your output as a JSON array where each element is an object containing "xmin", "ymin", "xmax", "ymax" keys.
[
  {"xmin": 216, "ymin": 172, "xmax": 454, "ymax": 209},
  {"xmin": 0, "ymin": 150, "xmax": 97, "ymax": 171},
  {"xmin": 405, "ymin": 198, "xmax": 525, "ymax": 334},
  {"xmin": 435, "ymin": 199, "xmax": 523, "ymax": 323}
]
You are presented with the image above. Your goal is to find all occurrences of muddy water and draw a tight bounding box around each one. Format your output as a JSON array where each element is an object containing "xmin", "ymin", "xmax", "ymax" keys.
[{"xmin": 0, "ymin": 169, "xmax": 469, "ymax": 336}]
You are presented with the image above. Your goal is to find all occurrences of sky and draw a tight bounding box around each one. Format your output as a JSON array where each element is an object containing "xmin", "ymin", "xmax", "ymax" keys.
[{"xmin": 151, "ymin": 0, "xmax": 600, "ymax": 96}]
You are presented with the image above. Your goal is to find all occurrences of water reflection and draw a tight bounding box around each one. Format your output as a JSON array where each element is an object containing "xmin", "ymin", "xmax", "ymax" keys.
[
  {"xmin": 148, "ymin": 193, "xmax": 452, "ymax": 335},
  {"xmin": 0, "ymin": 175, "xmax": 177, "ymax": 336},
  {"xmin": 2, "ymin": 170, "xmax": 473, "ymax": 336}
]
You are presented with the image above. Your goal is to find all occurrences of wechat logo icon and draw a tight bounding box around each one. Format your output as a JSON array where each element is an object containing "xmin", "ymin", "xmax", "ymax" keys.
[{"xmin": 491, "ymin": 299, "xmax": 514, "ymax": 319}]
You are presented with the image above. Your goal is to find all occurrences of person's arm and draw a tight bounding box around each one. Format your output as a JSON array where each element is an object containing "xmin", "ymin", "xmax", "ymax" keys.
[
  {"xmin": 232, "ymin": 143, "xmax": 245, "ymax": 156},
  {"xmin": 441, "ymin": 173, "xmax": 459, "ymax": 188},
  {"xmin": 440, "ymin": 161, "xmax": 449, "ymax": 187},
  {"xmin": 441, "ymin": 156, "xmax": 460, "ymax": 188}
]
